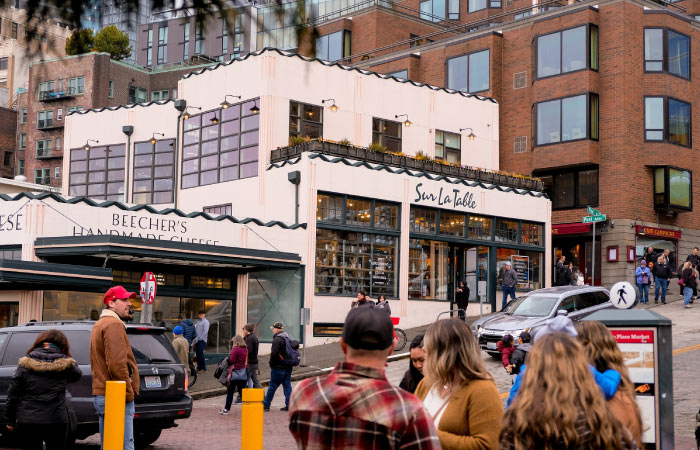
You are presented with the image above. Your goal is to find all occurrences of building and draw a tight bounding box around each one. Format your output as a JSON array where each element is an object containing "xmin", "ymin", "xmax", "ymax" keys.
[
  {"xmin": 20, "ymin": 52, "xmax": 215, "ymax": 188},
  {"xmin": 0, "ymin": 106, "xmax": 16, "ymax": 178},
  {"xmin": 0, "ymin": 49, "xmax": 550, "ymax": 353}
]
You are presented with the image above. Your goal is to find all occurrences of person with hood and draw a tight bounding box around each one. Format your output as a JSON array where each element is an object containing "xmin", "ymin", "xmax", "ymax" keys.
[
  {"xmin": 507, "ymin": 315, "xmax": 621, "ymax": 407},
  {"xmin": 399, "ymin": 334, "xmax": 425, "ymax": 394},
  {"xmin": 507, "ymin": 331, "xmax": 532, "ymax": 375},
  {"xmin": 497, "ymin": 335, "xmax": 515, "ymax": 370},
  {"xmin": 178, "ymin": 314, "xmax": 196, "ymax": 346},
  {"xmin": 635, "ymin": 260, "xmax": 652, "ymax": 304},
  {"xmin": 172, "ymin": 326, "xmax": 190, "ymax": 374},
  {"xmin": 5, "ymin": 329, "xmax": 82, "ymax": 449}
]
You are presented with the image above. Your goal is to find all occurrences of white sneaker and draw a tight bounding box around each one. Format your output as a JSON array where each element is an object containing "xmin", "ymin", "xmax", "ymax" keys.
[
  {"xmin": 685, "ymin": 305, "xmax": 692, "ymax": 308},
  {"xmin": 219, "ymin": 409, "xmax": 230, "ymax": 415}
]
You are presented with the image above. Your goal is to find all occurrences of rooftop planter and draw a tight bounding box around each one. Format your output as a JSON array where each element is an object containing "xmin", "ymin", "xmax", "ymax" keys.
[{"xmin": 270, "ymin": 140, "xmax": 544, "ymax": 192}]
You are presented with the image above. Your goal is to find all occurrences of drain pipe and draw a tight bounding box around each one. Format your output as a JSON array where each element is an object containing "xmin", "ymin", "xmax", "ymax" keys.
[
  {"xmin": 122, "ymin": 125, "xmax": 134, "ymax": 203},
  {"xmin": 288, "ymin": 171, "xmax": 301, "ymax": 224}
]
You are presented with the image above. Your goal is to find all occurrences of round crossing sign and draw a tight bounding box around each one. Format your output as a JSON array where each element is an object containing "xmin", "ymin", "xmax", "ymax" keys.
[{"xmin": 609, "ymin": 281, "xmax": 637, "ymax": 309}]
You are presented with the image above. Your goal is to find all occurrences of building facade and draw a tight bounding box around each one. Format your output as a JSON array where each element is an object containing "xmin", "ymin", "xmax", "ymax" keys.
[{"xmin": 0, "ymin": 106, "xmax": 16, "ymax": 178}]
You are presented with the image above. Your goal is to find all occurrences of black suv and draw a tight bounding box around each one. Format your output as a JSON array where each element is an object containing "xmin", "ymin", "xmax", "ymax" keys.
[{"xmin": 0, "ymin": 321, "xmax": 192, "ymax": 448}]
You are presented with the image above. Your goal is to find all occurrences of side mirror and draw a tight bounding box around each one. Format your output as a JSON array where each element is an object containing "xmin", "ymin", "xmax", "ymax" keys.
[{"xmin": 556, "ymin": 309, "xmax": 569, "ymax": 316}]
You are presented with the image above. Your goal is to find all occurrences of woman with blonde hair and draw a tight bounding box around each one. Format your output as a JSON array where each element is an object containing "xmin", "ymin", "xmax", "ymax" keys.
[
  {"xmin": 576, "ymin": 321, "xmax": 643, "ymax": 445},
  {"xmin": 219, "ymin": 335, "xmax": 248, "ymax": 415},
  {"xmin": 500, "ymin": 333, "xmax": 637, "ymax": 450},
  {"xmin": 414, "ymin": 319, "xmax": 503, "ymax": 449}
]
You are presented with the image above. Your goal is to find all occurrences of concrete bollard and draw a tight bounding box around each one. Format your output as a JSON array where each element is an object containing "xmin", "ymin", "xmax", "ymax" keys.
[
  {"xmin": 104, "ymin": 381, "xmax": 126, "ymax": 450},
  {"xmin": 241, "ymin": 388, "xmax": 264, "ymax": 450}
]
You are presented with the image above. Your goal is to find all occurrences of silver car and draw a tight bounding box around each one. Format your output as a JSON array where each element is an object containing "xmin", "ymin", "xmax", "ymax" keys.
[{"xmin": 471, "ymin": 286, "xmax": 612, "ymax": 357}]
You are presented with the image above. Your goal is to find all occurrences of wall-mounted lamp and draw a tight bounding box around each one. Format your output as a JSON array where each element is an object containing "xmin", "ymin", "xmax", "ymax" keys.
[
  {"xmin": 395, "ymin": 114, "xmax": 412, "ymax": 127},
  {"xmin": 181, "ymin": 106, "xmax": 202, "ymax": 120},
  {"xmin": 83, "ymin": 139, "xmax": 99, "ymax": 151},
  {"xmin": 210, "ymin": 114, "xmax": 219, "ymax": 124},
  {"xmin": 150, "ymin": 132, "xmax": 165, "ymax": 145},
  {"xmin": 250, "ymin": 99, "xmax": 260, "ymax": 115},
  {"xmin": 631, "ymin": 217, "xmax": 644, "ymax": 234},
  {"xmin": 459, "ymin": 127, "xmax": 476, "ymax": 140},
  {"xmin": 220, "ymin": 94, "xmax": 241, "ymax": 109},
  {"xmin": 322, "ymin": 98, "xmax": 338, "ymax": 112}
]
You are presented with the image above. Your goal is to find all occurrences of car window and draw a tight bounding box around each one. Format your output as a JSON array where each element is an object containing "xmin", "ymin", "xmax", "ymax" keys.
[
  {"xmin": 575, "ymin": 293, "xmax": 598, "ymax": 310},
  {"xmin": 510, "ymin": 294, "xmax": 559, "ymax": 317},
  {"xmin": 63, "ymin": 331, "xmax": 91, "ymax": 365},
  {"xmin": 594, "ymin": 291, "xmax": 610, "ymax": 305},
  {"xmin": 558, "ymin": 296, "xmax": 576, "ymax": 313},
  {"xmin": 1, "ymin": 332, "xmax": 39, "ymax": 366},
  {"xmin": 128, "ymin": 332, "xmax": 178, "ymax": 364},
  {"xmin": 0, "ymin": 333, "xmax": 8, "ymax": 354}
]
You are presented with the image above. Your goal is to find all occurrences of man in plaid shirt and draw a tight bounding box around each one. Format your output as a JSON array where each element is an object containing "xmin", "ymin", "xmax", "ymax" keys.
[{"xmin": 289, "ymin": 307, "xmax": 441, "ymax": 449}]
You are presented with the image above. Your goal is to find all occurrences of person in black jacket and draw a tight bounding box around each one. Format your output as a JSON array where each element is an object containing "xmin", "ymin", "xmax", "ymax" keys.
[
  {"xmin": 507, "ymin": 331, "xmax": 532, "ymax": 375},
  {"xmin": 262, "ymin": 322, "xmax": 293, "ymax": 412},
  {"xmin": 399, "ymin": 335, "xmax": 425, "ymax": 394},
  {"xmin": 238, "ymin": 323, "xmax": 261, "ymax": 403},
  {"xmin": 178, "ymin": 314, "xmax": 197, "ymax": 346},
  {"xmin": 687, "ymin": 248, "xmax": 700, "ymax": 300},
  {"xmin": 653, "ymin": 255, "xmax": 670, "ymax": 304},
  {"xmin": 5, "ymin": 329, "xmax": 82, "ymax": 450},
  {"xmin": 455, "ymin": 281, "xmax": 469, "ymax": 321}
]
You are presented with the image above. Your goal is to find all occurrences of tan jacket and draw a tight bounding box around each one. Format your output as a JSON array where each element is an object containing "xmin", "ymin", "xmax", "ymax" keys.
[
  {"xmin": 172, "ymin": 336, "xmax": 189, "ymax": 373},
  {"xmin": 608, "ymin": 390, "xmax": 643, "ymax": 446},
  {"xmin": 415, "ymin": 378, "xmax": 503, "ymax": 450},
  {"xmin": 90, "ymin": 310, "xmax": 140, "ymax": 402}
]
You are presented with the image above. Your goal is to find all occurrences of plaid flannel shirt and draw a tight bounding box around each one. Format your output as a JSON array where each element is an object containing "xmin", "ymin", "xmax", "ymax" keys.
[{"xmin": 289, "ymin": 362, "xmax": 441, "ymax": 450}]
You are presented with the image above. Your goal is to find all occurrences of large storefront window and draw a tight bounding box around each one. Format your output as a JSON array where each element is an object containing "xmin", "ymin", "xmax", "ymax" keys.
[
  {"xmin": 69, "ymin": 144, "xmax": 126, "ymax": 200},
  {"xmin": 408, "ymin": 239, "xmax": 450, "ymax": 300},
  {"xmin": 496, "ymin": 249, "xmax": 543, "ymax": 290},
  {"xmin": 133, "ymin": 138, "xmax": 175, "ymax": 204},
  {"xmin": 248, "ymin": 268, "xmax": 303, "ymax": 342}
]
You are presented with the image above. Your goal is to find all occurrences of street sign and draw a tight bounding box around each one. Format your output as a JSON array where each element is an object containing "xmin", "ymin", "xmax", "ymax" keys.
[
  {"xmin": 140, "ymin": 272, "xmax": 157, "ymax": 304},
  {"xmin": 609, "ymin": 281, "xmax": 637, "ymax": 309},
  {"xmin": 587, "ymin": 206, "xmax": 602, "ymax": 215},
  {"xmin": 583, "ymin": 214, "xmax": 606, "ymax": 224}
]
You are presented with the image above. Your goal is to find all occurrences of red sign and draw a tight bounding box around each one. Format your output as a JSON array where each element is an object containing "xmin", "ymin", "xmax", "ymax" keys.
[
  {"xmin": 610, "ymin": 329, "xmax": 654, "ymax": 344},
  {"xmin": 636, "ymin": 225, "xmax": 681, "ymax": 240},
  {"xmin": 140, "ymin": 272, "xmax": 157, "ymax": 304},
  {"xmin": 552, "ymin": 223, "xmax": 591, "ymax": 235}
]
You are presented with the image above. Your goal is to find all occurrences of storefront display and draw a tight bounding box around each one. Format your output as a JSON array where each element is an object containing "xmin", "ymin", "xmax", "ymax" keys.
[{"xmin": 635, "ymin": 226, "xmax": 680, "ymax": 272}]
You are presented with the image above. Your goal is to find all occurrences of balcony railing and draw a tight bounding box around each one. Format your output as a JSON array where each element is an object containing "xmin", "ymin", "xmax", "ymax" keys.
[
  {"xmin": 37, "ymin": 118, "xmax": 63, "ymax": 130},
  {"xmin": 36, "ymin": 148, "xmax": 60, "ymax": 159},
  {"xmin": 38, "ymin": 88, "xmax": 77, "ymax": 102}
]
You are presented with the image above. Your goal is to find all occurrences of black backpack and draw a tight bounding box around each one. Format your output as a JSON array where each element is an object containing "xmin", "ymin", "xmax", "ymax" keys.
[{"xmin": 282, "ymin": 336, "xmax": 300, "ymax": 366}]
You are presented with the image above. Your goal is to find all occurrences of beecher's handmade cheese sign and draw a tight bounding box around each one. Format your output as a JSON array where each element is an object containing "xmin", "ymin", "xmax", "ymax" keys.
[{"xmin": 635, "ymin": 225, "xmax": 681, "ymax": 240}]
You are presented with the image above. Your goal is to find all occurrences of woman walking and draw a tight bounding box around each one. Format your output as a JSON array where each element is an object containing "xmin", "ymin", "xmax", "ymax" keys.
[
  {"xmin": 219, "ymin": 335, "xmax": 248, "ymax": 415},
  {"xmin": 414, "ymin": 319, "xmax": 503, "ymax": 449},
  {"xmin": 5, "ymin": 330, "xmax": 82, "ymax": 450},
  {"xmin": 682, "ymin": 261, "xmax": 696, "ymax": 308},
  {"xmin": 576, "ymin": 321, "xmax": 643, "ymax": 445},
  {"xmin": 500, "ymin": 333, "xmax": 638, "ymax": 450},
  {"xmin": 635, "ymin": 260, "xmax": 652, "ymax": 304}
]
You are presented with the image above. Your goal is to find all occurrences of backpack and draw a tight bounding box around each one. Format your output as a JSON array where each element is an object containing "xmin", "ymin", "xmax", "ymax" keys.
[{"xmin": 282, "ymin": 336, "xmax": 300, "ymax": 366}]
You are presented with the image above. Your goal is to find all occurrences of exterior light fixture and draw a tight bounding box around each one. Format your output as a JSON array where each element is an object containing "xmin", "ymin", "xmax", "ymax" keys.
[
  {"xmin": 220, "ymin": 94, "xmax": 241, "ymax": 109},
  {"xmin": 210, "ymin": 114, "xmax": 219, "ymax": 124},
  {"xmin": 182, "ymin": 106, "xmax": 202, "ymax": 120},
  {"xmin": 150, "ymin": 132, "xmax": 165, "ymax": 145},
  {"xmin": 459, "ymin": 127, "xmax": 476, "ymax": 140},
  {"xmin": 84, "ymin": 139, "xmax": 99, "ymax": 151},
  {"xmin": 322, "ymin": 98, "xmax": 338, "ymax": 112},
  {"xmin": 395, "ymin": 114, "xmax": 412, "ymax": 127},
  {"xmin": 250, "ymin": 99, "xmax": 260, "ymax": 115}
]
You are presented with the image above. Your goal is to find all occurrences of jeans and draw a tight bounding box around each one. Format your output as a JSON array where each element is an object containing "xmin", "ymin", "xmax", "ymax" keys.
[
  {"xmin": 502, "ymin": 286, "xmax": 516, "ymax": 310},
  {"xmin": 17, "ymin": 423, "xmax": 67, "ymax": 450},
  {"xmin": 263, "ymin": 367, "xmax": 292, "ymax": 409},
  {"xmin": 224, "ymin": 379, "xmax": 247, "ymax": 410},
  {"xmin": 684, "ymin": 286, "xmax": 693, "ymax": 305},
  {"xmin": 637, "ymin": 283, "xmax": 649, "ymax": 304},
  {"xmin": 93, "ymin": 396, "xmax": 135, "ymax": 450},
  {"xmin": 655, "ymin": 278, "xmax": 668, "ymax": 302},
  {"xmin": 195, "ymin": 340, "xmax": 206, "ymax": 371}
]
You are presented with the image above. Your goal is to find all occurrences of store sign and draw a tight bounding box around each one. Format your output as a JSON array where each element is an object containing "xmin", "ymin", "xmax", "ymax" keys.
[
  {"xmin": 511, "ymin": 255, "xmax": 529, "ymax": 286},
  {"xmin": 140, "ymin": 272, "xmax": 157, "ymax": 304},
  {"xmin": 413, "ymin": 183, "xmax": 477, "ymax": 210},
  {"xmin": 636, "ymin": 225, "xmax": 681, "ymax": 240},
  {"xmin": 552, "ymin": 223, "xmax": 590, "ymax": 235}
]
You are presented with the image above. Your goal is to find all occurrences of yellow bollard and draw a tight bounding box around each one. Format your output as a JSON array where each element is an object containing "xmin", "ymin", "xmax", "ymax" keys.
[
  {"xmin": 104, "ymin": 381, "xmax": 127, "ymax": 450},
  {"xmin": 241, "ymin": 388, "xmax": 264, "ymax": 450}
]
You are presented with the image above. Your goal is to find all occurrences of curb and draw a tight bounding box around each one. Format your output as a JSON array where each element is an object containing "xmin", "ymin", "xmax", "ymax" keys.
[{"xmin": 189, "ymin": 351, "xmax": 411, "ymax": 401}]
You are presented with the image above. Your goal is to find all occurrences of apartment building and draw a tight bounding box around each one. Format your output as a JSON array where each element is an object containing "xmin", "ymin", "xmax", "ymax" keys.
[{"xmin": 0, "ymin": 106, "xmax": 16, "ymax": 179}]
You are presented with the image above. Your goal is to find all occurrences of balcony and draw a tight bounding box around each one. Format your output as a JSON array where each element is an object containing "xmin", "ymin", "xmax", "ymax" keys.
[
  {"xmin": 36, "ymin": 148, "xmax": 61, "ymax": 159},
  {"xmin": 39, "ymin": 89, "xmax": 77, "ymax": 102},
  {"xmin": 37, "ymin": 119, "xmax": 63, "ymax": 130}
]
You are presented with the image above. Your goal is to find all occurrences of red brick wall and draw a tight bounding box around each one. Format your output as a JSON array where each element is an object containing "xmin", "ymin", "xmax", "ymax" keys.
[{"xmin": 0, "ymin": 107, "xmax": 17, "ymax": 179}]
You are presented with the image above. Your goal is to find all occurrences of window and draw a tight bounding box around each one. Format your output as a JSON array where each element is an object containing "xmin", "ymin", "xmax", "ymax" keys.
[
  {"xmin": 38, "ymin": 80, "xmax": 54, "ymax": 96},
  {"xmin": 17, "ymin": 160, "xmax": 24, "ymax": 175},
  {"xmin": 644, "ymin": 28, "xmax": 690, "ymax": 79},
  {"xmin": 0, "ymin": 246, "xmax": 21, "ymax": 260},
  {"xmin": 109, "ymin": 80, "xmax": 114, "ymax": 98},
  {"xmin": 468, "ymin": 215, "xmax": 492, "ymax": 239},
  {"xmin": 11, "ymin": 22, "xmax": 17, "ymax": 40},
  {"xmin": 535, "ymin": 93, "xmax": 598, "ymax": 146},
  {"xmin": 36, "ymin": 139, "xmax": 52, "ymax": 158},
  {"xmin": 133, "ymin": 138, "xmax": 175, "ymax": 204},
  {"xmin": 435, "ymin": 130, "xmax": 461, "ymax": 163},
  {"xmin": 315, "ymin": 193, "xmax": 400, "ymax": 297},
  {"xmin": 183, "ymin": 22, "xmax": 190, "ymax": 60},
  {"xmin": 157, "ymin": 26, "xmax": 168, "ymax": 64},
  {"xmin": 420, "ymin": 0, "xmax": 451, "ymax": 21},
  {"xmin": 537, "ymin": 166, "xmax": 599, "ymax": 209},
  {"xmin": 469, "ymin": 0, "xmax": 486, "ymax": 12},
  {"xmin": 147, "ymin": 29, "xmax": 153, "ymax": 65},
  {"xmin": 55, "ymin": 166, "xmax": 60, "ymax": 179},
  {"xmin": 3, "ymin": 152, "xmax": 10, "ymax": 166},
  {"xmin": 68, "ymin": 144, "xmax": 126, "ymax": 200},
  {"xmin": 34, "ymin": 168, "xmax": 50, "ymax": 185},
  {"xmin": 372, "ymin": 118, "xmax": 402, "ymax": 152},
  {"xmin": 20, "ymin": 108, "xmax": 26, "ymax": 124},
  {"xmin": 181, "ymin": 98, "xmax": 260, "ymax": 189},
  {"xmin": 521, "ymin": 222, "xmax": 543, "ymax": 246},
  {"xmin": 55, "ymin": 137, "xmax": 61, "ymax": 150},
  {"xmin": 19, "ymin": 133, "xmax": 26, "ymax": 150},
  {"xmin": 56, "ymin": 108, "xmax": 63, "ymax": 121},
  {"xmin": 536, "ymin": 25, "xmax": 598, "ymax": 79},
  {"xmin": 446, "ymin": 50, "xmax": 490, "ymax": 93},
  {"xmin": 68, "ymin": 76, "xmax": 84, "ymax": 94},
  {"xmin": 194, "ymin": 23, "xmax": 204, "ymax": 54},
  {"xmin": 496, "ymin": 219, "xmax": 518, "ymax": 243},
  {"xmin": 289, "ymin": 101, "xmax": 323, "ymax": 139},
  {"xmin": 645, "ymin": 97, "xmax": 691, "ymax": 147},
  {"xmin": 653, "ymin": 166, "xmax": 691, "ymax": 212},
  {"xmin": 128, "ymin": 87, "xmax": 147, "ymax": 104},
  {"xmin": 220, "ymin": 19, "xmax": 227, "ymax": 59},
  {"xmin": 514, "ymin": 136, "xmax": 527, "ymax": 153},
  {"xmin": 37, "ymin": 110, "xmax": 53, "ymax": 129},
  {"xmin": 410, "ymin": 34, "xmax": 434, "ymax": 47},
  {"xmin": 388, "ymin": 69, "xmax": 408, "ymax": 79},
  {"xmin": 151, "ymin": 90, "xmax": 169, "ymax": 101},
  {"xmin": 204, "ymin": 204, "xmax": 232, "ymax": 216},
  {"xmin": 315, "ymin": 30, "xmax": 351, "ymax": 62}
]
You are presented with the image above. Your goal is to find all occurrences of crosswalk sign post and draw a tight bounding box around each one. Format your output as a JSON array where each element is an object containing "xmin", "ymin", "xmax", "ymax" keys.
[{"xmin": 582, "ymin": 208, "xmax": 607, "ymax": 286}]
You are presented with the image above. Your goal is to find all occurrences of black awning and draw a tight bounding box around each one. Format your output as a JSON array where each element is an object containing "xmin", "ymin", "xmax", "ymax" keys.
[
  {"xmin": 34, "ymin": 235, "xmax": 302, "ymax": 270},
  {"xmin": 0, "ymin": 259, "xmax": 112, "ymax": 288}
]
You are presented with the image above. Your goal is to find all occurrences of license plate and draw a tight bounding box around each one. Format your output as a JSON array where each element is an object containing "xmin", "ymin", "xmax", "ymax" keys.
[
  {"xmin": 486, "ymin": 342, "xmax": 497, "ymax": 350},
  {"xmin": 145, "ymin": 376, "xmax": 161, "ymax": 388}
]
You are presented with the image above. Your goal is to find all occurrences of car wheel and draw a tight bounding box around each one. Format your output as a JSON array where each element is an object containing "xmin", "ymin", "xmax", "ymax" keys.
[{"xmin": 135, "ymin": 428, "xmax": 162, "ymax": 449}]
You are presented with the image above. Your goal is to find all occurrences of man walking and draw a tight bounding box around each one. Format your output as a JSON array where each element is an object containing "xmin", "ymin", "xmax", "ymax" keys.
[
  {"xmin": 263, "ymin": 322, "xmax": 293, "ymax": 411},
  {"xmin": 242, "ymin": 323, "xmax": 262, "ymax": 390},
  {"xmin": 193, "ymin": 310, "xmax": 209, "ymax": 372},
  {"xmin": 502, "ymin": 261, "xmax": 518, "ymax": 310},
  {"xmin": 90, "ymin": 286, "xmax": 140, "ymax": 450},
  {"xmin": 178, "ymin": 314, "xmax": 196, "ymax": 345},
  {"xmin": 172, "ymin": 326, "xmax": 190, "ymax": 374},
  {"xmin": 654, "ymin": 255, "xmax": 670, "ymax": 304},
  {"xmin": 289, "ymin": 307, "xmax": 440, "ymax": 449},
  {"xmin": 687, "ymin": 247, "xmax": 700, "ymax": 300}
]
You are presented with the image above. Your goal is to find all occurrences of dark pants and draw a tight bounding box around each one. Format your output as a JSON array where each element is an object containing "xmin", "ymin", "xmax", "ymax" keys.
[
  {"xmin": 263, "ymin": 367, "xmax": 293, "ymax": 409},
  {"xmin": 456, "ymin": 303, "xmax": 467, "ymax": 321},
  {"xmin": 195, "ymin": 340, "xmax": 206, "ymax": 371},
  {"xmin": 248, "ymin": 363, "xmax": 262, "ymax": 389},
  {"xmin": 18, "ymin": 423, "xmax": 68, "ymax": 450},
  {"xmin": 502, "ymin": 286, "xmax": 516, "ymax": 310},
  {"xmin": 224, "ymin": 378, "xmax": 247, "ymax": 410}
]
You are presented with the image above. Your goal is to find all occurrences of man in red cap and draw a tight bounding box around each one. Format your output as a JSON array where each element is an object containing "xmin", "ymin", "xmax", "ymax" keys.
[{"xmin": 90, "ymin": 286, "xmax": 140, "ymax": 450}]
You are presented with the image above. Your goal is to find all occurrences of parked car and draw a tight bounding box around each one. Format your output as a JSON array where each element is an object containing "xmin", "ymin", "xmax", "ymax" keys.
[
  {"xmin": 0, "ymin": 321, "xmax": 192, "ymax": 448},
  {"xmin": 471, "ymin": 286, "xmax": 612, "ymax": 357}
]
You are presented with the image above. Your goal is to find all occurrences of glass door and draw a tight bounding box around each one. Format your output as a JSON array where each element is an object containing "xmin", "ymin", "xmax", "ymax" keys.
[{"xmin": 0, "ymin": 303, "xmax": 18, "ymax": 328}]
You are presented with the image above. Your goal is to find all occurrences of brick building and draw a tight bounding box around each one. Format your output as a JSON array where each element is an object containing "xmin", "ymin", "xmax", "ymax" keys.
[
  {"xmin": 0, "ymin": 106, "xmax": 16, "ymax": 179},
  {"xmin": 21, "ymin": 52, "xmax": 214, "ymax": 188}
]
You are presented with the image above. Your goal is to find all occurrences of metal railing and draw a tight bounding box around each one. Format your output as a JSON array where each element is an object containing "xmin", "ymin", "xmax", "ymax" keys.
[{"xmin": 38, "ymin": 88, "xmax": 77, "ymax": 101}]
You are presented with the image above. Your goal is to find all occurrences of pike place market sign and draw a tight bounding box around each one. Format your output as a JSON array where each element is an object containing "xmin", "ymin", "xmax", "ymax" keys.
[{"xmin": 414, "ymin": 183, "xmax": 477, "ymax": 210}]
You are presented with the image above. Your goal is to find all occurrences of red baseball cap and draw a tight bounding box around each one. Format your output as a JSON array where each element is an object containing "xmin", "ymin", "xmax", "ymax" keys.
[{"xmin": 103, "ymin": 286, "xmax": 137, "ymax": 305}]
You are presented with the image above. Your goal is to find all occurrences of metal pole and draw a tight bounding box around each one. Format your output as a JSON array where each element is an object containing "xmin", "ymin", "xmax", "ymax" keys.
[
  {"xmin": 592, "ymin": 222, "xmax": 596, "ymax": 286},
  {"xmin": 216, "ymin": 322, "xmax": 220, "ymax": 354},
  {"xmin": 294, "ymin": 183, "xmax": 299, "ymax": 225},
  {"xmin": 124, "ymin": 133, "xmax": 131, "ymax": 203},
  {"xmin": 173, "ymin": 112, "xmax": 181, "ymax": 209}
]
